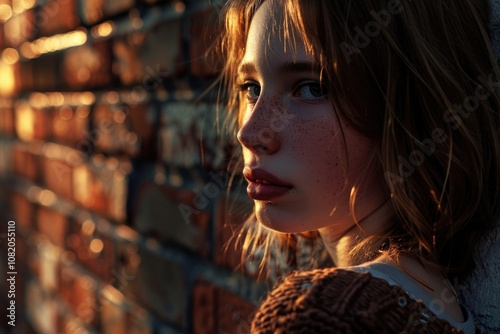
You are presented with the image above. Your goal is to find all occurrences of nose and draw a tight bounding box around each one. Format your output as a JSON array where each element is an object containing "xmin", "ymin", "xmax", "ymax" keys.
[{"xmin": 237, "ymin": 100, "xmax": 281, "ymax": 155}]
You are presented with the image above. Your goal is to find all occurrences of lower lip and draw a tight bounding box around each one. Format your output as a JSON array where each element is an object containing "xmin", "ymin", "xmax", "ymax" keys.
[{"xmin": 246, "ymin": 182, "xmax": 292, "ymax": 201}]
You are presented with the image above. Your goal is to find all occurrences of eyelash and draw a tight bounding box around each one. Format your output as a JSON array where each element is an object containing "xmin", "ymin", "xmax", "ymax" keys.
[
  {"xmin": 294, "ymin": 81, "xmax": 328, "ymax": 102},
  {"xmin": 237, "ymin": 82, "xmax": 260, "ymax": 104},
  {"xmin": 236, "ymin": 81, "xmax": 328, "ymax": 105}
]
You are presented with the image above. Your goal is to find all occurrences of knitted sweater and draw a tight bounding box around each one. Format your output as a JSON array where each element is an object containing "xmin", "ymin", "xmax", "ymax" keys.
[{"xmin": 251, "ymin": 268, "xmax": 469, "ymax": 334}]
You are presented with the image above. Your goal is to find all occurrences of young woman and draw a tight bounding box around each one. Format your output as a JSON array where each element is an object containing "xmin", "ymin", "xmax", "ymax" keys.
[{"xmin": 217, "ymin": 0, "xmax": 500, "ymax": 332}]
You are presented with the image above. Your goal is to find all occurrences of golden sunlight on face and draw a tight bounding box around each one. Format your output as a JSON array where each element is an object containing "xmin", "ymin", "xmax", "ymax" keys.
[{"xmin": 237, "ymin": 0, "xmax": 385, "ymax": 238}]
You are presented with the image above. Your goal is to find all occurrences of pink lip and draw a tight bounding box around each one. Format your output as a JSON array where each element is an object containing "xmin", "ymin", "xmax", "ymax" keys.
[{"xmin": 243, "ymin": 167, "xmax": 293, "ymax": 201}]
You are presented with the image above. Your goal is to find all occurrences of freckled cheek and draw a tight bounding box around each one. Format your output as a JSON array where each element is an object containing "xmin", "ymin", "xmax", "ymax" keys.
[{"xmin": 289, "ymin": 117, "xmax": 346, "ymax": 183}]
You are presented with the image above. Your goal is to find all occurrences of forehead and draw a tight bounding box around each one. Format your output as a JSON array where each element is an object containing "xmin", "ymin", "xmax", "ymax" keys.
[{"xmin": 240, "ymin": 0, "xmax": 312, "ymax": 70}]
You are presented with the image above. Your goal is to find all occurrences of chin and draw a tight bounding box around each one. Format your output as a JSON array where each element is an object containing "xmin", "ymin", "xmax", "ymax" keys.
[{"xmin": 255, "ymin": 203, "xmax": 316, "ymax": 234}]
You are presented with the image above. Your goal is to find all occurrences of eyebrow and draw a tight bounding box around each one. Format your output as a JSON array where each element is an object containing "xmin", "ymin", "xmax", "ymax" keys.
[{"xmin": 238, "ymin": 61, "xmax": 320, "ymax": 76}]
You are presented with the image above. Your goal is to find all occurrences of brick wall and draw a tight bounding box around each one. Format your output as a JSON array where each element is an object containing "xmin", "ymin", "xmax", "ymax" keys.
[{"xmin": 0, "ymin": 1, "xmax": 273, "ymax": 333}]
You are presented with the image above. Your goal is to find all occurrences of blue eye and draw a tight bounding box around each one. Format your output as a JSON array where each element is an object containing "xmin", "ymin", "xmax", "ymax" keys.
[
  {"xmin": 294, "ymin": 82, "xmax": 327, "ymax": 100},
  {"xmin": 238, "ymin": 82, "xmax": 261, "ymax": 103}
]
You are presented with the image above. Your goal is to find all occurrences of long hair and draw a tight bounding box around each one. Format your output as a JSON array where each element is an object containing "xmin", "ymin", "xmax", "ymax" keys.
[{"xmin": 216, "ymin": 0, "xmax": 500, "ymax": 280}]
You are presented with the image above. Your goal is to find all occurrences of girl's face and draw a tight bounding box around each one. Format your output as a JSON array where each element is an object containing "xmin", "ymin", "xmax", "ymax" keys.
[{"xmin": 238, "ymin": 0, "xmax": 385, "ymax": 237}]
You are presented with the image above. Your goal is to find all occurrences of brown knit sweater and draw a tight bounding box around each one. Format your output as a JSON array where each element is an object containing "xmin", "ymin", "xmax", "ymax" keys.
[{"xmin": 251, "ymin": 268, "xmax": 465, "ymax": 333}]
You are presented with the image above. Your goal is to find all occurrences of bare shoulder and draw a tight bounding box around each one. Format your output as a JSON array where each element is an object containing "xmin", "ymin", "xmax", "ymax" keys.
[{"xmin": 251, "ymin": 268, "xmax": 464, "ymax": 334}]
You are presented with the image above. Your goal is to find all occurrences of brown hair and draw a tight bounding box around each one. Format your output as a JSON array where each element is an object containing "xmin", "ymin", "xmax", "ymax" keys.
[{"xmin": 216, "ymin": 0, "xmax": 500, "ymax": 280}]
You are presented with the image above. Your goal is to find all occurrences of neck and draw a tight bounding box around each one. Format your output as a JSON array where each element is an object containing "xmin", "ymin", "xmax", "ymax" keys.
[{"xmin": 318, "ymin": 200, "xmax": 393, "ymax": 267}]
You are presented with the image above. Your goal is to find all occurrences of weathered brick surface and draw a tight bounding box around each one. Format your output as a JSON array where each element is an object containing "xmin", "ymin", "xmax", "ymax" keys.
[
  {"xmin": 63, "ymin": 41, "xmax": 114, "ymax": 90},
  {"xmin": 51, "ymin": 105, "xmax": 91, "ymax": 147},
  {"xmin": 132, "ymin": 182, "xmax": 210, "ymax": 256},
  {"xmin": 68, "ymin": 216, "xmax": 115, "ymax": 282},
  {"xmin": 59, "ymin": 260, "xmax": 99, "ymax": 327},
  {"xmin": 189, "ymin": 8, "xmax": 221, "ymax": 78},
  {"xmin": 0, "ymin": 107, "xmax": 14, "ymax": 135},
  {"xmin": 100, "ymin": 284, "xmax": 153, "ymax": 334},
  {"xmin": 36, "ymin": 206, "xmax": 68, "ymax": 249},
  {"xmin": 38, "ymin": 0, "xmax": 79, "ymax": 36},
  {"xmin": 11, "ymin": 190, "xmax": 35, "ymax": 231},
  {"xmin": 192, "ymin": 280, "xmax": 258, "ymax": 334},
  {"xmin": 12, "ymin": 143, "xmax": 41, "ymax": 182},
  {"xmin": 192, "ymin": 280, "xmax": 216, "ymax": 334},
  {"xmin": 214, "ymin": 195, "xmax": 254, "ymax": 273},
  {"xmin": 0, "ymin": 1, "xmax": 270, "ymax": 333},
  {"xmin": 120, "ymin": 243, "xmax": 187, "ymax": 328},
  {"xmin": 25, "ymin": 280, "xmax": 59, "ymax": 333},
  {"xmin": 159, "ymin": 102, "xmax": 231, "ymax": 170},
  {"xmin": 41, "ymin": 155, "xmax": 74, "ymax": 199}
]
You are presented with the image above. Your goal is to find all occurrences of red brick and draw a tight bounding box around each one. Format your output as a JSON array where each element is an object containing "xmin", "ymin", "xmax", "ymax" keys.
[
  {"xmin": 3, "ymin": 9, "xmax": 35, "ymax": 46},
  {"xmin": 127, "ymin": 103, "xmax": 156, "ymax": 159},
  {"xmin": 189, "ymin": 9, "xmax": 222, "ymax": 77},
  {"xmin": 100, "ymin": 285, "xmax": 127, "ymax": 334},
  {"xmin": 192, "ymin": 281, "xmax": 216, "ymax": 334},
  {"xmin": 126, "ymin": 300, "xmax": 153, "ymax": 334},
  {"xmin": 11, "ymin": 191, "xmax": 35, "ymax": 232},
  {"xmin": 72, "ymin": 163, "xmax": 94, "ymax": 209},
  {"xmin": 36, "ymin": 206, "xmax": 68, "ymax": 248},
  {"xmin": 31, "ymin": 53, "xmax": 62, "ymax": 91},
  {"xmin": 63, "ymin": 40, "xmax": 113, "ymax": 90},
  {"xmin": 216, "ymin": 288, "xmax": 257, "ymax": 334},
  {"xmin": 100, "ymin": 284, "xmax": 153, "ymax": 334},
  {"xmin": 132, "ymin": 182, "xmax": 210, "ymax": 256},
  {"xmin": 38, "ymin": 0, "xmax": 79, "ymax": 36},
  {"xmin": 19, "ymin": 60, "xmax": 35, "ymax": 92},
  {"xmin": 41, "ymin": 156, "xmax": 73, "ymax": 200},
  {"xmin": 15, "ymin": 102, "xmax": 36, "ymax": 142},
  {"xmin": 57, "ymin": 312, "xmax": 94, "ymax": 334},
  {"xmin": 24, "ymin": 280, "xmax": 59, "ymax": 334},
  {"xmin": 117, "ymin": 241, "xmax": 186, "ymax": 327},
  {"xmin": 77, "ymin": 0, "xmax": 133, "ymax": 25},
  {"xmin": 103, "ymin": 0, "xmax": 134, "ymax": 20},
  {"xmin": 12, "ymin": 144, "xmax": 40, "ymax": 182},
  {"xmin": 73, "ymin": 105, "xmax": 91, "ymax": 147},
  {"xmin": 91, "ymin": 102, "xmax": 153, "ymax": 158},
  {"xmin": 73, "ymin": 158, "xmax": 129, "ymax": 222},
  {"xmin": 36, "ymin": 240, "xmax": 60, "ymax": 293},
  {"xmin": 112, "ymin": 19, "xmax": 182, "ymax": 85},
  {"xmin": 33, "ymin": 108, "xmax": 51, "ymax": 141},
  {"xmin": 159, "ymin": 103, "xmax": 233, "ymax": 169},
  {"xmin": 214, "ymin": 196, "xmax": 254, "ymax": 273},
  {"xmin": 192, "ymin": 281, "xmax": 257, "ymax": 334},
  {"xmin": 48, "ymin": 104, "xmax": 90, "ymax": 148},
  {"xmin": 0, "ymin": 107, "xmax": 15, "ymax": 135},
  {"xmin": 78, "ymin": 0, "xmax": 105, "ymax": 25},
  {"xmin": 59, "ymin": 260, "xmax": 98, "ymax": 327},
  {"xmin": 51, "ymin": 105, "xmax": 75, "ymax": 145},
  {"xmin": 67, "ymin": 216, "xmax": 115, "ymax": 282}
]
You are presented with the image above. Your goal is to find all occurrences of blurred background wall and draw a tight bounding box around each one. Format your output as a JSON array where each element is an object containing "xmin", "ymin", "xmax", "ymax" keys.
[{"xmin": 0, "ymin": 0, "xmax": 270, "ymax": 333}]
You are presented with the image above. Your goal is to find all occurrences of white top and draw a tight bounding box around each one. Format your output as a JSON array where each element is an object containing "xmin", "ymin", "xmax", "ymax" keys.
[{"xmin": 348, "ymin": 263, "xmax": 475, "ymax": 334}]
